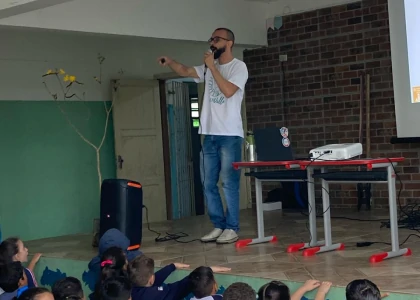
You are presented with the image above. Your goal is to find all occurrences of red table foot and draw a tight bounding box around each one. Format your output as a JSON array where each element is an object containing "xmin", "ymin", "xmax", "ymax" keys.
[
  {"xmin": 369, "ymin": 248, "xmax": 412, "ymax": 263},
  {"xmin": 235, "ymin": 236, "xmax": 277, "ymax": 248},
  {"xmin": 287, "ymin": 243, "xmax": 306, "ymax": 253},
  {"xmin": 287, "ymin": 241, "xmax": 325, "ymax": 253},
  {"xmin": 302, "ymin": 243, "xmax": 344, "ymax": 256}
]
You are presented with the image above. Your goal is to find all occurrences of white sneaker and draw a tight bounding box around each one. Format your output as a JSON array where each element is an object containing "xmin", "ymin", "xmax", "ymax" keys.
[
  {"xmin": 216, "ymin": 229, "xmax": 239, "ymax": 244},
  {"xmin": 201, "ymin": 228, "xmax": 223, "ymax": 242}
]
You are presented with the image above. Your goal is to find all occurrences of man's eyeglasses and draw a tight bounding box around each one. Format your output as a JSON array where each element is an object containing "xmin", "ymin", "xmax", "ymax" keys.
[{"xmin": 208, "ymin": 36, "xmax": 231, "ymax": 43}]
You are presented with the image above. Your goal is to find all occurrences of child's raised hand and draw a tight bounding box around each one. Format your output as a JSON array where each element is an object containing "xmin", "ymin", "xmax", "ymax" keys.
[
  {"xmin": 314, "ymin": 282, "xmax": 332, "ymax": 300},
  {"xmin": 302, "ymin": 279, "xmax": 321, "ymax": 292},
  {"xmin": 174, "ymin": 263, "xmax": 190, "ymax": 269},
  {"xmin": 27, "ymin": 253, "xmax": 43, "ymax": 272},
  {"xmin": 31, "ymin": 253, "xmax": 42, "ymax": 264},
  {"xmin": 317, "ymin": 282, "xmax": 332, "ymax": 295},
  {"xmin": 210, "ymin": 266, "xmax": 231, "ymax": 273},
  {"xmin": 377, "ymin": 285, "xmax": 389, "ymax": 298}
]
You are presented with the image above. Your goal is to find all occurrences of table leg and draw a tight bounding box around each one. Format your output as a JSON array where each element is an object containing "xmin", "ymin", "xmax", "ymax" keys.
[
  {"xmin": 288, "ymin": 167, "xmax": 325, "ymax": 252},
  {"xmin": 303, "ymin": 169, "xmax": 344, "ymax": 256},
  {"xmin": 236, "ymin": 178, "xmax": 277, "ymax": 248},
  {"xmin": 370, "ymin": 165, "xmax": 411, "ymax": 263}
]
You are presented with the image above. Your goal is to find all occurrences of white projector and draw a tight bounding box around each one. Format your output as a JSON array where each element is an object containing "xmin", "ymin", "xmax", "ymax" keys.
[{"xmin": 309, "ymin": 143, "xmax": 363, "ymax": 161}]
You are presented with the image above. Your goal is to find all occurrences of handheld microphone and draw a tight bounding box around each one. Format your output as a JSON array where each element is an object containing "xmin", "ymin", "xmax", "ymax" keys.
[
  {"xmin": 204, "ymin": 49, "xmax": 213, "ymax": 68},
  {"xmin": 204, "ymin": 49, "xmax": 215, "ymax": 77}
]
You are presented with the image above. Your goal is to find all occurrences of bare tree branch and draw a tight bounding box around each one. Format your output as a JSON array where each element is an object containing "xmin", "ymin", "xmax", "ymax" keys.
[
  {"xmin": 56, "ymin": 102, "xmax": 98, "ymax": 151},
  {"xmin": 42, "ymin": 56, "xmax": 118, "ymax": 192},
  {"xmin": 98, "ymin": 100, "xmax": 114, "ymax": 150}
]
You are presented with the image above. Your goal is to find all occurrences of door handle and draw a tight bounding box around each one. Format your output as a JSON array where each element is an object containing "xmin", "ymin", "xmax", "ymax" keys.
[{"xmin": 117, "ymin": 155, "xmax": 124, "ymax": 169}]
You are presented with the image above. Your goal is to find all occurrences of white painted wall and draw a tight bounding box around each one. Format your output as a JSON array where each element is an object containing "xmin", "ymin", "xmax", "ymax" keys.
[
  {"xmin": 0, "ymin": 0, "xmax": 74, "ymax": 19},
  {"xmin": 0, "ymin": 0, "xmax": 268, "ymax": 46},
  {"xmin": 263, "ymin": 0, "xmax": 359, "ymax": 16},
  {"xmin": 0, "ymin": 27, "xmax": 248, "ymax": 101},
  {"xmin": 0, "ymin": 0, "xmax": 362, "ymax": 47}
]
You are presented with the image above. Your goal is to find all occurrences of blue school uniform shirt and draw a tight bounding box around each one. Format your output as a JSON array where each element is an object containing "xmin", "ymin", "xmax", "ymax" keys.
[
  {"xmin": 131, "ymin": 264, "xmax": 192, "ymax": 300},
  {"xmin": 0, "ymin": 268, "xmax": 35, "ymax": 300},
  {"xmin": 24, "ymin": 268, "xmax": 37, "ymax": 288},
  {"xmin": 191, "ymin": 296, "xmax": 223, "ymax": 300},
  {"xmin": 0, "ymin": 290, "xmax": 16, "ymax": 300},
  {"xmin": 0, "ymin": 286, "xmax": 28, "ymax": 300}
]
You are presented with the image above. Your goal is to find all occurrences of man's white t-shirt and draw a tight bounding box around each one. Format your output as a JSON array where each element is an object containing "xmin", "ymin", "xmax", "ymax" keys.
[{"xmin": 194, "ymin": 58, "xmax": 248, "ymax": 138}]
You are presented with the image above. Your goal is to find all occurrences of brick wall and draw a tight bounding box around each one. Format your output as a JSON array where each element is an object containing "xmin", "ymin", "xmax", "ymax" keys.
[{"xmin": 243, "ymin": 0, "xmax": 420, "ymax": 208}]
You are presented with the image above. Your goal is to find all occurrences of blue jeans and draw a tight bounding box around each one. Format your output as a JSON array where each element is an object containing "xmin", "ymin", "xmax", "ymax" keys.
[{"xmin": 200, "ymin": 135, "xmax": 243, "ymax": 232}]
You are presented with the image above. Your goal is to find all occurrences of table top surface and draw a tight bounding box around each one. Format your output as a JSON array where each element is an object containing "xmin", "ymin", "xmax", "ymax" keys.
[{"xmin": 232, "ymin": 157, "xmax": 405, "ymax": 168}]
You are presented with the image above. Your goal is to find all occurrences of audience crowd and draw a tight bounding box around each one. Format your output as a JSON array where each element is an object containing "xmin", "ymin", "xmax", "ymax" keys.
[{"xmin": 0, "ymin": 230, "xmax": 389, "ymax": 300}]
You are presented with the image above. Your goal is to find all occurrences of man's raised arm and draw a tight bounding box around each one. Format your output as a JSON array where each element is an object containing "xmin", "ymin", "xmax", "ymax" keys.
[{"xmin": 157, "ymin": 56, "xmax": 199, "ymax": 79}]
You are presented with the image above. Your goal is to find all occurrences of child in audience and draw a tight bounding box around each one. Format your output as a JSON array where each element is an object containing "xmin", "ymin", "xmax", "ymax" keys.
[
  {"xmin": 128, "ymin": 254, "xmax": 230, "ymax": 300},
  {"xmin": 0, "ymin": 237, "xmax": 41, "ymax": 288},
  {"xmin": 128, "ymin": 255, "xmax": 191, "ymax": 300},
  {"xmin": 0, "ymin": 262, "xmax": 28, "ymax": 300},
  {"xmin": 89, "ymin": 229, "xmax": 142, "ymax": 280},
  {"xmin": 314, "ymin": 281, "xmax": 332, "ymax": 300},
  {"xmin": 94, "ymin": 247, "xmax": 128, "ymax": 300},
  {"xmin": 223, "ymin": 283, "xmax": 255, "ymax": 300},
  {"xmin": 257, "ymin": 281, "xmax": 290, "ymax": 300},
  {"xmin": 17, "ymin": 288, "xmax": 54, "ymax": 300},
  {"xmin": 266, "ymin": 280, "xmax": 331, "ymax": 300},
  {"xmin": 52, "ymin": 277, "xmax": 84, "ymax": 300},
  {"xmin": 346, "ymin": 279, "xmax": 388, "ymax": 300},
  {"xmin": 99, "ymin": 247, "xmax": 128, "ymax": 278},
  {"xmin": 98, "ymin": 277, "xmax": 132, "ymax": 300},
  {"xmin": 188, "ymin": 266, "xmax": 221, "ymax": 300}
]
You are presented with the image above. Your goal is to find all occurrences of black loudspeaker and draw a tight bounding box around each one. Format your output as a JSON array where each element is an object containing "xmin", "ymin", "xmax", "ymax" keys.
[{"xmin": 99, "ymin": 179, "xmax": 143, "ymax": 250}]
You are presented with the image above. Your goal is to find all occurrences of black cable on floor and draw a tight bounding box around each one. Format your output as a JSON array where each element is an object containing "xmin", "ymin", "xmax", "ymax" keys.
[
  {"xmin": 378, "ymin": 159, "xmax": 420, "ymax": 232},
  {"xmin": 143, "ymin": 205, "xmax": 201, "ymax": 244},
  {"xmin": 357, "ymin": 233, "xmax": 420, "ymax": 248}
]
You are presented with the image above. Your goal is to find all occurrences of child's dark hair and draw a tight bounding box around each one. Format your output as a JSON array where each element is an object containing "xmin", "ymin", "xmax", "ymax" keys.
[
  {"xmin": 189, "ymin": 266, "xmax": 216, "ymax": 298},
  {"xmin": 94, "ymin": 247, "xmax": 128, "ymax": 300},
  {"xmin": 346, "ymin": 279, "xmax": 381, "ymax": 300},
  {"xmin": 17, "ymin": 287, "xmax": 51, "ymax": 300},
  {"xmin": 0, "ymin": 237, "xmax": 20, "ymax": 264},
  {"xmin": 99, "ymin": 277, "xmax": 132, "ymax": 300},
  {"xmin": 258, "ymin": 281, "xmax": 290, "ymax": 300},
  {"xmin": 224, "ymin": 282, "xmax": 256, "ymax": 300},
  {"xmin": 99, "ymin": 247, "xmax": 127, "ymax": 281},
  {"xmin": 0, "ymin": 261, "xmax": 24, "ymax": 292},
  {"xmin": 52, "ymin": 277, "xmax": 84, "ymax": 300},
  {"xmin": 128, "ymin": 255, "xmax": 154, "ymax": 287}
]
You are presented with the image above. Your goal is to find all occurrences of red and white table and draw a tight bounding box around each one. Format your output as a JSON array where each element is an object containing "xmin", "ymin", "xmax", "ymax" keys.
[
  {"xmin": 233, "ymin": 157, "xmax": 412, "ymax": 263},
  {"xmin": 232, "ymin": 160, "xmax": 302, "ymax": 248}
]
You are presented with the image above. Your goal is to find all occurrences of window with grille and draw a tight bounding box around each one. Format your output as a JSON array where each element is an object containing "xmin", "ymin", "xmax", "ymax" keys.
[{"xmin": 191, "ymin": 98, "xmax": 200, "ymax": 128}]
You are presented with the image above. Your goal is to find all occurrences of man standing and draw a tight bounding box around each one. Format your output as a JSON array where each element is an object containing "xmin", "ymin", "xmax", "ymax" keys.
[{"xmin": 157, "ymin": 28, "xmax": 248, "ymax": 244}]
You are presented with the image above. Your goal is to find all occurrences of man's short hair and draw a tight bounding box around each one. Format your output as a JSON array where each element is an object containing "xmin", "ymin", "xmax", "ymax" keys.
[
  {"xmin": 346, "ymin": 279, "xmax": 381, "ymax": 300},
  {"xmin": 128, "ymin": 255, "xmax": 155, "ymax": 287},
  {"xmin": 224, "ymin": 282, "xmax": 256, "ymax": 300},
  {"xmin": 0, "ymin": 262, "xmax": 24, "ymax": 292},
  {"xmin": 214, "ymin": 28, "xmax": 235, "ymax": 46}
]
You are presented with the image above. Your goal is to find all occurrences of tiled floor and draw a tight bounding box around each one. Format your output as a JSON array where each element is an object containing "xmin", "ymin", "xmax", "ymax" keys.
[{"xmin": 26, "ymin": 209, "xmax": 420, "ymax": 294}]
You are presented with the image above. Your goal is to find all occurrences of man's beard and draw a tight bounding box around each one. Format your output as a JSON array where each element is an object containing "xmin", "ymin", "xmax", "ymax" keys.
[{"xmin": 211, "ymin": 46, "xmax": 226, "ymax": 59}]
